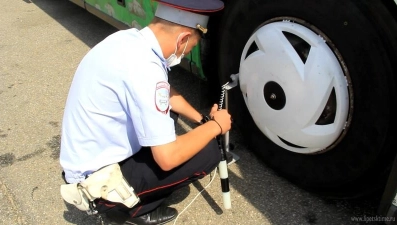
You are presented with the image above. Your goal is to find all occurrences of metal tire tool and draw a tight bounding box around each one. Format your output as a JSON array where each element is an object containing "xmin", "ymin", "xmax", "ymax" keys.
[{"xmin": 217, "ymin": 73, "xmax": 239, "ymax": 209}]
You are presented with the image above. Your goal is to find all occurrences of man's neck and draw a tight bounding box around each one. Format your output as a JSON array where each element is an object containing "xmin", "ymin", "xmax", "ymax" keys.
[{"xmin": 148, "ymin": 24, "xmax": 176, "ymax": 59}]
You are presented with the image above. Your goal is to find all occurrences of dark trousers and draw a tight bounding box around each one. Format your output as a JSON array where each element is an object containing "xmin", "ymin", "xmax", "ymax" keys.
[{"xmin": 95, "ymin": 114, "xmax": 221, "ymax": 218}]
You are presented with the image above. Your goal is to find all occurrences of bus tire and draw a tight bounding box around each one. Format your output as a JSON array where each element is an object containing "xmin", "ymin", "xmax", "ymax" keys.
[{"xmin": 216, "ymin": 0, "xmax": 397, "ymax": 197}]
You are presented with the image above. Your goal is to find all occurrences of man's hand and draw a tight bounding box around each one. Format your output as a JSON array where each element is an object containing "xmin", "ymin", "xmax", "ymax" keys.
[
  {"xmin": 209, "ymin": 104, "xmax": 232, "ymax": 135},
  {"xmin": 209, "ymin": 104, "xmax": 218, "ymax": 117},
  {"xmin": 151, "ymin": 104, "xmax": 231, "ymax": 171}
]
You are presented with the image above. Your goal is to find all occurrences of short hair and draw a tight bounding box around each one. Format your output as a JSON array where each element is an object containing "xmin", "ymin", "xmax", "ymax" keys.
[{"xmin": 151, "ymin": 17, "xmax": 202, "ymax": 39}]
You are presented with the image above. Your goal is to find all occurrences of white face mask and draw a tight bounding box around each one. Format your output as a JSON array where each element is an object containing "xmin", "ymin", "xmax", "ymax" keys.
[{"xmin": 166, "ymin": 33, "xmax": 189, "ymax": 67}]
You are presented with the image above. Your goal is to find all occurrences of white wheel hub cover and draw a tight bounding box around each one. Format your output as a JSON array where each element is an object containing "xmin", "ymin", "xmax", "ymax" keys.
[{"xmin": 239, "ymin": 21, "xmax": 349, "ymax": 154}]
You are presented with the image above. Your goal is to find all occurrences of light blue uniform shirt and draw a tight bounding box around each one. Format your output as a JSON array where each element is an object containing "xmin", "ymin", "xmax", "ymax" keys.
[{"xmin": 60, "ymin": 27, "xmax": 176, "ymax": 183}]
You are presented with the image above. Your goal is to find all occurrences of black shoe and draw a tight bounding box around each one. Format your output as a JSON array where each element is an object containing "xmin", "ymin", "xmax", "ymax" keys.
[{"xmin": 125, "ymin": 206, "xmax": 177, "ymax": 225}]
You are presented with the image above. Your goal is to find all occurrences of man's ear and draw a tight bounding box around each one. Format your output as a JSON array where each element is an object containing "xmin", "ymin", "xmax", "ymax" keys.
[{"xmin": 177, "ymin": 32, "xmax": 191, "ymax": 47}]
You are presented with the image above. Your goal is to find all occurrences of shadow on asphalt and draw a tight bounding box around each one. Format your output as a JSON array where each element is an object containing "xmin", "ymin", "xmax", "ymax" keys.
[
  {"xmin": 31, "ymin": 0, "xmax": 117, "ymax": 49},
  {"xmin": 29, "ymin": 0, "xmax": 380, "ymax": 224}
]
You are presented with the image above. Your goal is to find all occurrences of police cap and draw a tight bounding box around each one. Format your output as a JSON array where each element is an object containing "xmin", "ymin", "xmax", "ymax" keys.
[{"xmin": 154, "ymin": 0, "xmax": 224, "ymax": 34}]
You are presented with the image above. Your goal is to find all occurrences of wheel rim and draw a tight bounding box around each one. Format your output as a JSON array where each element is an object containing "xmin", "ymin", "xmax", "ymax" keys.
[{"xmin": 239, "ymin": 18, "xmax": 353, "ymax": 154}]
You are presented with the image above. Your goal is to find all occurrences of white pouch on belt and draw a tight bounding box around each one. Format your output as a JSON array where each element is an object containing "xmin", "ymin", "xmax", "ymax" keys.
[{"xmin": 60, "ymin": 164, "xmax": 140, "ymax": 212}]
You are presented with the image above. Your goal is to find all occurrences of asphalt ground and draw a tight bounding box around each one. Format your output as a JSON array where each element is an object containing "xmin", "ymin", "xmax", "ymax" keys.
[{"xmin": 0, "ymin": 0, "xmax": 382, "ymax": 224}]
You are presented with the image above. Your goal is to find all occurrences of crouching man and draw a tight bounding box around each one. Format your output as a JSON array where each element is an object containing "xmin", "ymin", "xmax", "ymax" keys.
[{"xmin": 59, "ymin": 0, "xmax": 229, "ymax": 224}]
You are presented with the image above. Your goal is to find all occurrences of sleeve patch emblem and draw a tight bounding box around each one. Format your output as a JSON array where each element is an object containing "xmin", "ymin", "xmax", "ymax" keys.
[{"xmin": 155, "ymin": 81, "xmax": 170, "ymax": 114}]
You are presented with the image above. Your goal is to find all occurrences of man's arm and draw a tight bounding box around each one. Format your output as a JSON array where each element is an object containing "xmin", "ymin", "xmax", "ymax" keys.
[
  {"xmin": 151, "ymin": 109, "xmax": 231, "ymax": 171},
  {"xmin": 169, "ymin": 87, "xmax": 203, "ymax": 123}
]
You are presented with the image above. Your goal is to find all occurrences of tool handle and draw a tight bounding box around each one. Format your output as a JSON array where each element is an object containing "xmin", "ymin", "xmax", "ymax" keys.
[{"xmin": 216, "ymin": 82, "xmax": 231, "ymax": 209}]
